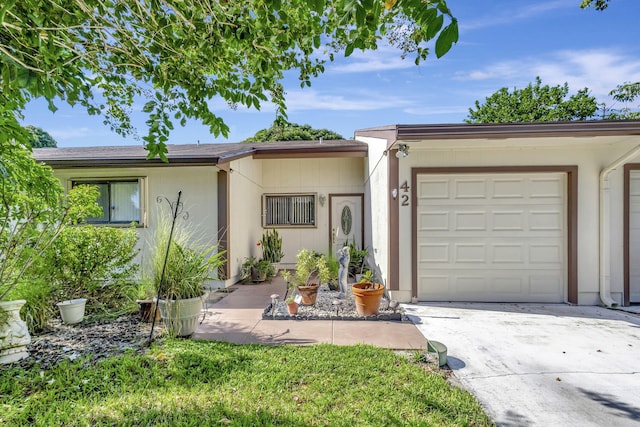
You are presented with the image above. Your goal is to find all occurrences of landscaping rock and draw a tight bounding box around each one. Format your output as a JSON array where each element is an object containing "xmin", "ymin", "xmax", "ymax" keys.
[{"xmin": 13, "ymin": 315, "xmax": 163, "ymax": 371}]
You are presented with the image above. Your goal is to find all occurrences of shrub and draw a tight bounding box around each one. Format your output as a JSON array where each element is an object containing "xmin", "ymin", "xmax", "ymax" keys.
[{"xmin": 39, "ymin": 225, "xmax": 140, "ymax": 315}]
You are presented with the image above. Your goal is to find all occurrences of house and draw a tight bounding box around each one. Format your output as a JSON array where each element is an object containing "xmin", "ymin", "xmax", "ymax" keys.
[{"xmin": 34, "ymin": 120, "xmax": 640, "ymax": 306}]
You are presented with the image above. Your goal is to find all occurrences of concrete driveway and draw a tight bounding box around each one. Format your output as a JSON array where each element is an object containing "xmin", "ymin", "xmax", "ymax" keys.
[{"xmin": 404, "ymin": 303, "xmax": 640, "ymax": 427}]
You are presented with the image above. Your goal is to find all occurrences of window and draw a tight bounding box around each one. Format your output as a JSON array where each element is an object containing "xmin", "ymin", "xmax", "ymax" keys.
[
  {"xmin": 264, "ymin": 194, "xmax": 316, "ymax": 227},
  {"xmin": 72, "ymin": 179, "xmax": 143, "ymax": 225}
]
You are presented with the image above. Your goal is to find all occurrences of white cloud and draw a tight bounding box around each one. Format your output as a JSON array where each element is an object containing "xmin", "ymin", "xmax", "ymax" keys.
[
  {"xmin": 454, "ymin": 49, "xmax": 640, "ymax": 98},
  {"xmin": 460, "ymin": 1, "xmax": 572, "ymax": 32},
  {"xmin": 285, "ymin": 89, "xmax": 411, "ymax": 112},
  {"xmin": 329, "ymin": 45, "xmax": 421, "ymax": 74}
]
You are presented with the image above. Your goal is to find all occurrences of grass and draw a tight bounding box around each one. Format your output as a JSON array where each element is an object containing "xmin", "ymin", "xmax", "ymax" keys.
[{"xmin": 0, "ymin": 340, "xmax": 493, "ymax": 426}]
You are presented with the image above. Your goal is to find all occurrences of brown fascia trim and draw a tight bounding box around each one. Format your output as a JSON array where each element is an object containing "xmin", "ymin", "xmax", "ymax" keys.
[
  {"xmin": 354, "ymin": 126, "xmax": 398, "ymax": 142},
  {"xmin": 252, "ymin": 145, "xmax": 368, "ymax": 159},
  {"xmin": 37, "ymin": 157, "xmax": 223, "ymax": 168},
  {"xmin": 395, "ymin": 121, "xmax": 640, "ymax": 140}
]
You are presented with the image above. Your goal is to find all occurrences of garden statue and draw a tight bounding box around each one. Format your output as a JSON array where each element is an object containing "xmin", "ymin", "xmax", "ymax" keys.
[
  {"xmin": 0, "ymin": 300, "xmax": 31, "ymax": 364},
  {"xmin": 337, "ymin": 246, "xmax": 350, "ymax": 298}
]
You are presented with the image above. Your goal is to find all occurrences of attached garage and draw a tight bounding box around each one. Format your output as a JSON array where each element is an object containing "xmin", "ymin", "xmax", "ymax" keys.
[
  {"xmin": 413, "ymin": 168, "xmax": 574, "ymax": 303},
  {"xmin": 626, "ymin": 167, "xmax": 640, "ymax": 304}
]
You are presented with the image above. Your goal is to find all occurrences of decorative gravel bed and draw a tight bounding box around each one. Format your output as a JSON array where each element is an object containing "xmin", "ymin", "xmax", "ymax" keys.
[
  {"xmin": 12, "ymin": 315, "xmax": 163, "ymax": 371},
  {"xmin": 263, "ymin": 284, "xmax": 407, "ymax": 321}
]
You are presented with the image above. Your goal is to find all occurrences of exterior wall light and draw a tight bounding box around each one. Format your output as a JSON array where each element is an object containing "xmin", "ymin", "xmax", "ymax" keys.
[{"xmin": 395, "ymin": 144, "xmax": 409, "ymax": 158}]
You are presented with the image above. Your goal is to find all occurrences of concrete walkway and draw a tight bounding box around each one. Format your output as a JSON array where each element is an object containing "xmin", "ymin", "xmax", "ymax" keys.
[
  {"xmin": 192, "ymin": 278, "xmax": 427, "ymax": 350},
  {"xmin": 404, "ymin": 303, "xmax": 640, "ymax": 427}
]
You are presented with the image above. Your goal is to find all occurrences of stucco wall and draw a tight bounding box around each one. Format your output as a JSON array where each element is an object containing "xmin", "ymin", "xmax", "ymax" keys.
[
  {"xmin": 384, "ymin": 136, "xmax": 640, "ymax": 304},
  {"xmin": 357, "ymin": 137, "xmax": 391, "ymax": 288},
  {"xmin": 260, "ymin": 157, "xmax": 365, "ymax": 267},
  {"xmin": 52, "ymin": 166, "xmax": 220, "ymax": 285},
  {"xmin": 227, "ymin": 156, "xmax": 264, "ymax": 283}
]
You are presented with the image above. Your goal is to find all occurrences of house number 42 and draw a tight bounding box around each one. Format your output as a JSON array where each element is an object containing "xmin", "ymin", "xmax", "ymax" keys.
[{"xmin": 400, "ymin": 180, "xmax": 410, "ymax": 206}]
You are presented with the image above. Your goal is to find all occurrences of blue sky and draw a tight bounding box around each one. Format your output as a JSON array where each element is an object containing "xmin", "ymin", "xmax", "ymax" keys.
[{"xmin": 21, "ymin": 0, "xmax": 640, "ymax": 147}]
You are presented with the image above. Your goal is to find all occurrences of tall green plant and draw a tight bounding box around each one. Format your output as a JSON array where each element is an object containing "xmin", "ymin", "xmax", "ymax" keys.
[
  {"xmin": 260, "ymin": 229, "xmax": 284, "ymax": 263},
  {"xmin": 150, "ymin": 215, "xmax": 226, "ymax": 300},
  {"xmin": 0, "ymin": 142, "xmax": 102, "ymax": 302}
]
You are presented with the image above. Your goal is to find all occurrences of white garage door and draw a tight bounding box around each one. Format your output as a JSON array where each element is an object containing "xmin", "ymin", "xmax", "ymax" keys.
[
  {"xmin": 629, "ymin": 170, "xmax": 640, "ymax": 303},
  {"xmin": 416, "ymin": 172, "xmax": 566, "ymax": 302}
]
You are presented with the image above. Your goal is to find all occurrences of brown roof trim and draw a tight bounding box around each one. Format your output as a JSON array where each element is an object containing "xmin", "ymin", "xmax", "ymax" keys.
[
  {"xmin": 354, "ymin": 121, "xmax": 640, "ymax": 142},
  {"xmin": 33, "ymin": 140, "xmax": 367, "ymax": 168},
  {"xmin": 394, "ymin": 120, "xmax": 640, "ymax": 140}
]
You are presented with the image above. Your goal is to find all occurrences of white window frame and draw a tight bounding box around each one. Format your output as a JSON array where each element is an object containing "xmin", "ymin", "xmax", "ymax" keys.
[
  {"xmin": 70, "ymin": 177, "xmax": 147, "ymax": 227},
  {"xmin": 263, "ymin": 193, "xmax": 317, "ymax": 228}
]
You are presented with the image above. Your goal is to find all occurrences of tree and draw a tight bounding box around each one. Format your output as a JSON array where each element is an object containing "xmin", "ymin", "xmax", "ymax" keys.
[
  {"xmin": 244, "ymin": 123, "xmax": 343, "ymax": 142},
  {"xmin": 606, "ymin": 82, "xmax": 640, "ymax": 120},
  {"xmin": 25, "ymin": 126, "xmax": 57, "ymax": 148},
  {"xmin": 466, "ymin": 77, "xmax": 597, "ymax": 123},
  {"xmin": 0, "ymin": 141, "xmax": 102, "ymax": 301},
  {"xmin": 580, "ymin": 0, "xmax": 611, "ymax": 10},
  {"xmin": 0, "ymin": 1, "xmax": 458, "ymax": 160}
]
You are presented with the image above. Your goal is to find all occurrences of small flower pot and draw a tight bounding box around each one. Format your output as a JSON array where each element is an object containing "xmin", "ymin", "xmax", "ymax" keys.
[
  {"xmin": 352, "ymin": 283, "xmax": 384, "ymax": 316},
  {"xmin": 286, "ymin": 301, "xmax": 299, "ymax": 315},
  {"xmin": 136, "ymin": 299, "xmax": 161, "ymax": 322},
  {"xmin": 57, "ymin": 298, "xmax": 88, "ymax": 325}
]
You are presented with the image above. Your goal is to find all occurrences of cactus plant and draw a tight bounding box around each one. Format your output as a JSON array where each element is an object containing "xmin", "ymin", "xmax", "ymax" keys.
[{"xmin": 260, "ymin": 229, "xmax": 284, "ymax": 263}]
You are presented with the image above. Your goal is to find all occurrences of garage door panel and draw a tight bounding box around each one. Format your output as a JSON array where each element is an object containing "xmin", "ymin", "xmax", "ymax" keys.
[
  {"xmin": 530, "ymin": 177, "xmax": 564, "ymax": 198},
  {"xmin": 417, "ymin": 172, "xmax": 566, "ymax": 303},
  {"xmin": 492, "ymin": 211, "xmax": 525, "ymax": 231},
  {"xmin": 454, "ymin": 179, "xmax": 486, "ymax": 199},
  {"xmin": 628, "ymin": 171, "xmax": 640, "ymax": 303}
]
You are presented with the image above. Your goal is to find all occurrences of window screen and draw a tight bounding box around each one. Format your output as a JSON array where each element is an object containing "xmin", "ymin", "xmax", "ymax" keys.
[{"xmin": 264, "ymin": 194, "xmax": 315, "ymax": 227}]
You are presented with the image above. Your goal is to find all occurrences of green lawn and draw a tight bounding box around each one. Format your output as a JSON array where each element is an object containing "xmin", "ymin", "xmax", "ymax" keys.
[{"xmin": 0, "ymin": 340, "xmax": 493, "ymax": 426}]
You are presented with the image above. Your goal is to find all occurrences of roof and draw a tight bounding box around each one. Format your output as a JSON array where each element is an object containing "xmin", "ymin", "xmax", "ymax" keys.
[
  {"xmin": 33, "ymin": 140, "xmax": 367, "ymax": 168},
  {"xmin": 355, "ymin": 120, "xmax": 640, "ymax": 141}
]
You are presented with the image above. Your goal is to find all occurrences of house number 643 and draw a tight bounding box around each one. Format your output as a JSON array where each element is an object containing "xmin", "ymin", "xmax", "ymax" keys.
[{"xmin": 400, "ymin": 180, "xmax": 410, "ymax": 206}]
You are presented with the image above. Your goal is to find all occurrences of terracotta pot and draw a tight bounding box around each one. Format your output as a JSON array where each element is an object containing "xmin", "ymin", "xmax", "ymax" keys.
[
  {"xmin": 297, "ymin": 285, "xmax": 319, "ymax": 306},
  {"xmin": 352, "ymin": 283, "xmax": 385, "ymax": 316},
  {"xmin": 286, "ymin": 301, "xmax": 299, "ymax": 314},
  {"xmin": 136, "ymin": 299, "xmax": 161, "ymax": 322}
]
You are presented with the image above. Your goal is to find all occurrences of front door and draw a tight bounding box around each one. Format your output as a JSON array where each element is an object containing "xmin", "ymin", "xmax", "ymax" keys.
[{"xmin": 330, "ymin": 194, "xmax": 363, "ymax": 255}]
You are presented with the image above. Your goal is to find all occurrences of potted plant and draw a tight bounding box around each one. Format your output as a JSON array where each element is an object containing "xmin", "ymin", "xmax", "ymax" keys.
[
  {"xmin": 281, "ymin": 249, "xmax": 330, "ymax": 306},
  {"xmin": 136, "ymin": 279, "xmax": 161, "ymax": 322},
  {"xmin": 284, "ymin": 293, "xmax": 299, "ymax": 315},
  {"xmin": 352, "ymin": 269, "xmax": 385, "ymax": 317},
  {"xmin": 326, "ymin": 253, "xmax": 340, "ymax": 291},
  {"xmin": 151, "ymin": 216, "xmax": 225, "ymax": 337},
  {"xmin": 260, "ymin": 229, "xmax": 284, "ymax": 273},
  {"xmin": 1, "ymin": 143, "xmax": 101, "ymax": 364},
  {"xmin": 347, "ymin": 240, "xmax": 369, "ymax": 281},
  {"xmin": 240, "ymin": 257, "xmax": 275, "ymax": 283}
]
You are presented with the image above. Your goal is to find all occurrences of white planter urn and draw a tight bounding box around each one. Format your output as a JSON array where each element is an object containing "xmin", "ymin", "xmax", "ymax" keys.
[
  {"xmin": 57, "ymin": 298, "xmax": 88, "ymax": 324},
  {"xmin": 158, "ymin": 296, "xmax": 203, "ymax": 337},
  {"xmin": 0, "ymin": 300, "xmax": 31, "ymax": 364}
]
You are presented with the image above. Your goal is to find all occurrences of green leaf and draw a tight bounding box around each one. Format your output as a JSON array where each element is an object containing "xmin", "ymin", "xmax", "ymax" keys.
[
  {"xmin": 345, "ymin": 43, "xmax": 355, "ymax": 57},
  {"xmin": 142, "ymin": 101, "xmax": 155, "ymax": 113},
  {"xmin": 435, "ymin": 20, "xmax": 458, "ymax": 58}
]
